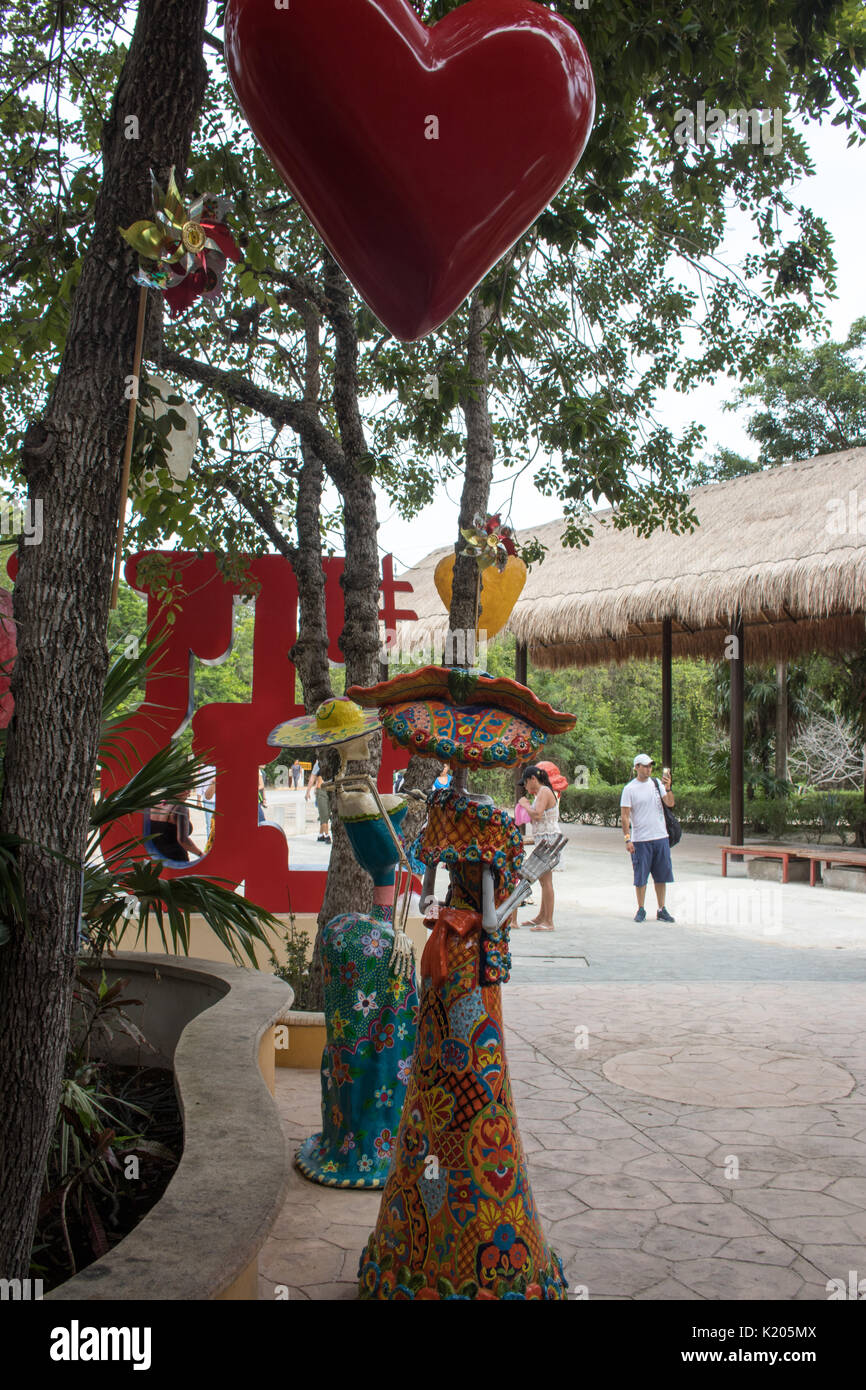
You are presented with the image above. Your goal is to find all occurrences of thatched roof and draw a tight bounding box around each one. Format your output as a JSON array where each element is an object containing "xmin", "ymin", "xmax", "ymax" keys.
[{"xmin": 392, "ymin": 448, "xmax": 866, "ymax": 669}]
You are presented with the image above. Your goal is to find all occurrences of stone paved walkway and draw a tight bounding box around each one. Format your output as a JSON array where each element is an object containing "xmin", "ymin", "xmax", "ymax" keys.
[
  {"xmin": 259, "ymin": 981, "xmax": 866, "ymax": 1301},
  {"xmin": 258, "ymin": 829, "xmax": 866, "ymax": 1301}
]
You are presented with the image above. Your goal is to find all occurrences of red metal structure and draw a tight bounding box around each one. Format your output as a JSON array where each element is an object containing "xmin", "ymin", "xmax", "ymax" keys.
[{"xmin": 98, "ymin": 551, "xmax": 415, "ymax": 912}]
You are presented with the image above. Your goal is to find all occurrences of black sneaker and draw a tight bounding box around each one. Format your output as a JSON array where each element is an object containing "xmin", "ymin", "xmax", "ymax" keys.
[
  {"xmin": 657, "ymin": 907, "xmax": 675, "ymax": 923},
  {"xmin": 324, "ymin": 835, "xmax": 332, "ymax": 844},
  {"xmin": 316, "ymin": 834, "xmax": 325, "ymax": 842}
]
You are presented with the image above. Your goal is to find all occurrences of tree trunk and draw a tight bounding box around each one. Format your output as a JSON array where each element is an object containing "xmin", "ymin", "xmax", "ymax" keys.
[
  {"xmin": 315, "ymin": 258, "xmax": 381, "ymax": 950},
  {"xmin": 449, "ymin": 292, "xmax": 496, "ymax": 791},
  {"xmin": 397, "ymin": 293, "xmax": 497, "ymax": 816},
  {"xmin": 162, "ymin": 262, "xmax": 391, "ymax": 979},
  {"xmin": 450, "ymin": 292, "xmax": 497, "ymax": 639},
  {"xmin": 290, "ymin": 446, "xmax": 333, "ymax": 711},
  {"xmin": 0, "ymin": 0, "xmax": 207, "ymax": 1278},
  {"xmin": 288, "ymin": 300, "xmax": 333, "ymax": 714}
]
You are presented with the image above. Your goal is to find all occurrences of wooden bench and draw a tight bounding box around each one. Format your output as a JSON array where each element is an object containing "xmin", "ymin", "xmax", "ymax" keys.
[
  {"xmin": 803, "ymin": 847, "xmax": 866, "ymax": 887},
  {"xmin": 720, "ymin": 844, "xmax": 866, "ymax": 886}
]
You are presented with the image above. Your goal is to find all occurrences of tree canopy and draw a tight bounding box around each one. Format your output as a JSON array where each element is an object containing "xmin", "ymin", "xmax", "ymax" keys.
[
  {"xmin": 725, "ymin": 315, "xmax": 866, "ymax": 463},
  {"xmin": 1, "ymin": 0, "xmax": 864, "ymax": 563}
]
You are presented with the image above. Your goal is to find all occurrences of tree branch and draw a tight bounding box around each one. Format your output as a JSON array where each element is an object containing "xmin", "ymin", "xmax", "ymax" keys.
[
  {"xmin": 258, "ymin": 266, "xmax": 330, "ymax": 316},
  {"xmin": 208, "ymin": 466, "xmax": 298, "ymax": 562},
  {"xmin": 157, "ymin": 347, "xmax": 353, "ymax": 491}
]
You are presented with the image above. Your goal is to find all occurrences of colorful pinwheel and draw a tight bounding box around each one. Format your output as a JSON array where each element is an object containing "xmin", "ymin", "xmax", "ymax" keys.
[
  {"xmin": 120, "ymin": 169, "xmax": 241, "ymax": 317},
  {"xmin": 458, "ymin": 513, "xmax": 518, "ymax": 573}
]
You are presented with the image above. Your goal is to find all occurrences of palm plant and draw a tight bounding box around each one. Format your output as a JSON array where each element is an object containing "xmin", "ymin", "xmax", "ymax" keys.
[
  {"xmin": 33, "ymin": 970, "xmax": 179, "ymax": 1282},
  {"xmin": 1, "ymin": 635, "xmax": 281, "ymax": 964}
]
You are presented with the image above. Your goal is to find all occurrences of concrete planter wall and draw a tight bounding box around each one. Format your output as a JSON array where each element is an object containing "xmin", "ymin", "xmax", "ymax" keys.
[
  {"xmin": 117, "ymin": 909, "xmax": 430, "ymax": 974},
  {"xmin": 47, "ymin": 953, "xmax": 292, "ymax": 1302},
  {"xmin": 275, "ymin": 1008, "xmax": 327, "ymax": 1069}
]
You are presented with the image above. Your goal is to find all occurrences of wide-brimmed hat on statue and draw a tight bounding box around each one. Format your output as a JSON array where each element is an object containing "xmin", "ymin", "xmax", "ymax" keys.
[
  {"xmin": 268, "ymin": 696, "xmax": 381, "ymax": 750},
  {"xmin": 346, "ymin": 665, "xmax": 575, "ymax": 770}
]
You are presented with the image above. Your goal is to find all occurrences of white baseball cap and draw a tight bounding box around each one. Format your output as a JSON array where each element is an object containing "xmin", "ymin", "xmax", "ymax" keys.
[{"xmin": 634, "ymin": 753, "xmax": 654, "ymax": 766}]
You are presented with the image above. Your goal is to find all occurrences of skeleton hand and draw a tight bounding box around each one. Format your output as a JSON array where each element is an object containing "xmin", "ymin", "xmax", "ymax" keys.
[
  {"xmin": 495, "ymin": 834, "xmax": 568, "ymax": 927},
  {"xmin": 518, "ymin": 834, "xmax": 568, "ymax": 883},
  {"xmin": 388, "ymin": 928, "xmax": 415, "ymax": 982}
]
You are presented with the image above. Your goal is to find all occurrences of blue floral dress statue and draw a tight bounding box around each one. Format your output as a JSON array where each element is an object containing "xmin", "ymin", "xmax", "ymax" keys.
[{"xmin": 268, "ymin": 697, "xmax": 418, "ymax": 1187}]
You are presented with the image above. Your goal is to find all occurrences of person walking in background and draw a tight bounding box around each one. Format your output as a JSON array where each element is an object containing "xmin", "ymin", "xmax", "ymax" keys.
[
  {"xmin": 200, "ymin": 764, "xmax": 216, "ymax": 837},
  {"xmin": 150, "ymin": 793, "xmax": 201, "ymax": 863},
  {"xmin": 620, "ymin": 754, "xmax": 675, "ymax": 923},
  {"xmin": 290, "ymin": 758, "xmax": 302, "ymax": 789},
  {"xmin": 306, "ymin": 763, "xmax": 331, "ymax": 843},
  {"xmin": 518, "ymin": 765, "xmax": 560, "ymax": 931},
  {"xmin": 432, "ymin": 763, "xmax": 452, "ymax": 791},
  {"xmin": 258, "ymin": 767, "xmax": 269, "ymax": 824}
]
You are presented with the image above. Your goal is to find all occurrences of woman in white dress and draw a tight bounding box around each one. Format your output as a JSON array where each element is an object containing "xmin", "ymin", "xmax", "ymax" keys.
[{"xmin": 518, "ymin": 765, "xmax": 560, "ymax": 931}]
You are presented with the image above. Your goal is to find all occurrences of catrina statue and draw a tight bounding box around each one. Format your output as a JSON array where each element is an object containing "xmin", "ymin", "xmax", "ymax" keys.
[
  {"xmin": 268, "ymin": 697, "xmax": 418, "ymax": 1187},
  {"xmin": 346, "ymin": 666, "xmax": 575, "ymax": 1299}
]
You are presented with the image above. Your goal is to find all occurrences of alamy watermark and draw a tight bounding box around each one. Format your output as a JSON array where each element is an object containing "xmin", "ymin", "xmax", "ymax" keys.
[
  {"xmin": 673, "ymin": 100, "xmax": 784, "ymax": 157},
  {"xmin": 825, "ymin": 489, "xmax": 866, "ymax": 537},
  {"xmin": 1, "ymin": 498, "xmax": 42, "ymax": 545},
  {"xmin": 1, "ymin": 1277, "xmax": 43, "ymax": 1299},
  {"xmin": 49, "ymin": 1322, "xmax": 151, "ymax": 1369},
  {"xmin": 826, "ymin": 1270, "xmax": 866, "ymax": 1299},
  {"xmin": 669, "ymin": 880, "xmax": 783, "ymax": 935},
  {"xmin": 380, "ymin": 627, "xmax": 488, "ymax": 668}
]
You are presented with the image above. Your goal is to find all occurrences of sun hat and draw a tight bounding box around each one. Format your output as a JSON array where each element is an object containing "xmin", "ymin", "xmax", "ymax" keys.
[
  {"xmin": 268, "ymin": 696, "xmax": 381, "ymax": 750},
  {"xmin": 633, "ymin": 753, "xmax": 654, "ymax": 766}
]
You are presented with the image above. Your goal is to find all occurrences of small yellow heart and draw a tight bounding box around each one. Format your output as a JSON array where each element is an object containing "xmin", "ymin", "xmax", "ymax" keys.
[{"xmin": 433, "ymin": 553, "xmax": 527, "ymax": 638}]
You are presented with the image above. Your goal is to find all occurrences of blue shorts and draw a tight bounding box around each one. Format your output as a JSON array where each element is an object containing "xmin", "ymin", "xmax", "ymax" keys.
[{"xmin": 632, "ymin": 837, "xmax": 673, "ymax": 887}]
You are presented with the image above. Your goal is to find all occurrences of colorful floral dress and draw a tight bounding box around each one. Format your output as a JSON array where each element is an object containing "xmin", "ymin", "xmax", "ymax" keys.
[
  {"xmin": 297, "ymin": 903, "xmax": 419, "ymax": 1187},
  {"xmin": 358, "ymin": 796, "xmax": 567, "ymax": 1298}
]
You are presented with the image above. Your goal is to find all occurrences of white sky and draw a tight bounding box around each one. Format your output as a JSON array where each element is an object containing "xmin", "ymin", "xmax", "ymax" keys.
[{"xmin": 376, "ymin": 113, "xmax": 866, "ymax": 573}]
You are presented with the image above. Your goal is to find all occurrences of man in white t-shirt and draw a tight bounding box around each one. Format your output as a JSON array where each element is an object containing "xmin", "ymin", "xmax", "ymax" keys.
[{"xmin": 620, "ymin": 754, "xmax": 676, "ymax": 923}]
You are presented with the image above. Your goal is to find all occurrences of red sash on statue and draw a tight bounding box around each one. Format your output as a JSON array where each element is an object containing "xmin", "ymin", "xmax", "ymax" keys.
[{"xmin": 421, "ymin": 906, "xmax": 481, "ymax": 989}]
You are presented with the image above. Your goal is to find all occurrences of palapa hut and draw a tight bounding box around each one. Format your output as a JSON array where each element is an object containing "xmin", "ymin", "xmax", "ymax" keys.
[{"xmin": 391, "ymin": 448, "xmax": 866, "ymax": 843}]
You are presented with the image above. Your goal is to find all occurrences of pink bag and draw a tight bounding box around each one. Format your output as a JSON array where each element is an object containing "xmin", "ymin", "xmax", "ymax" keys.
[{"xmin": 514, "ymin": 801, "xmax": 531, "ymax": 827}]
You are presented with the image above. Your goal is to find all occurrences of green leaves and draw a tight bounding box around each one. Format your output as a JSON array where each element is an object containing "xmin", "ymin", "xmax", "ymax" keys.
[
  {"xmin": 0, "ymin": 0, "xmax": 863, "ymax": 606},
  {"xmin": 725, "ymin": 316, "xmax": 866, "ymax": 464},
  {"xmin": 355, "ymin": 451, "xmax": 379, "ymax": 477}
]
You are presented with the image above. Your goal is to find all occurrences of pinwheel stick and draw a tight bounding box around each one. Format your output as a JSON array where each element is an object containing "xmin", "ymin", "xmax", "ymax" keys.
[{"xmin": 110, "ymin": 284, "xmax": 148, "ymax": 610}]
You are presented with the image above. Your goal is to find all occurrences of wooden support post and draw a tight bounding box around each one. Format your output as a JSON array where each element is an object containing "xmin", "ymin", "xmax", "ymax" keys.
[
  {"xmin": 661, "ymin": 618, "xmax": 672, "ymax": 771},
  {"xmin": 515, "ymin": 640, "xmax": 528, "ymax": 687},
  {"xmin": 513, "ymin": 641, "xmax": 529, "ymax": 800},
  {"xmin": 730, "ymin": 614, "xmax": 745, "ymax": 848}
]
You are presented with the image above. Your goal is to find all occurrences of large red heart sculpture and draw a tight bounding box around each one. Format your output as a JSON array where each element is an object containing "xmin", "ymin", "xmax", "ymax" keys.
[{"xmin": 225, "ymin": 0, "xmax": 595, "ymax": 340}]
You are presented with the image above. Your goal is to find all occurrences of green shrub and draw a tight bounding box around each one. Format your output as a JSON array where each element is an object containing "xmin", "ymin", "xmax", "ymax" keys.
[
  {"xmin": 780, "ymin": 791, "xmax": 865, "ymax": 844},
  {"xmin": 558, "ymin": 787, "xmax": 623, "ymax": 828},
  {"xmin": 270, "ymin": 917, "xmax": 315, "ymax": 1010},
  {"xmin": 467, "ymin": 768, "xmax": 520, "ymax": 808},
  {"xmin": 559, "ymin": 786, "xmax": 866, "ymax": 842}
]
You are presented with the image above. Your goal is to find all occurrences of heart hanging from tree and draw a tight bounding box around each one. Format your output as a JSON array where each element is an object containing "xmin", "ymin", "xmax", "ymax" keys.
[{"xmin": 225, "ymin": 0, "xmax": 595, "ymax": 340}]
